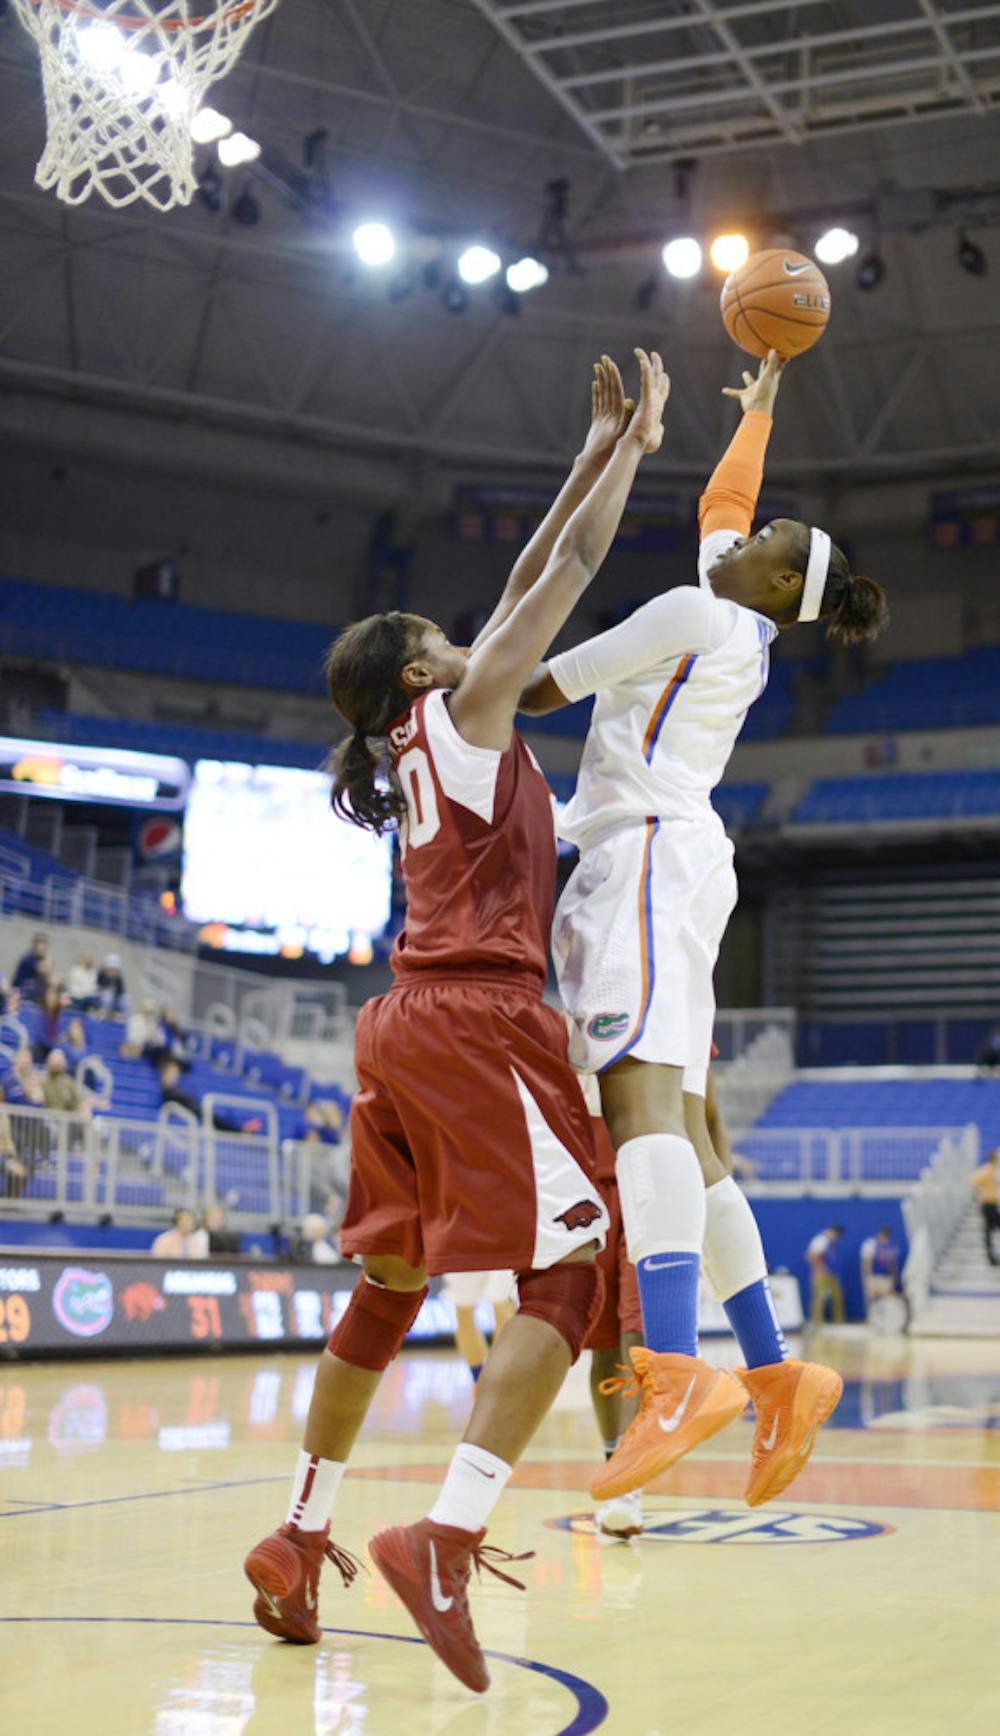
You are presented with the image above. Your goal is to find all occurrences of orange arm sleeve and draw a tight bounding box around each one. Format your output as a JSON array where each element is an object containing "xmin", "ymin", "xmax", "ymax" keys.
[{"xmin": 698, "ymin": 410, "xmax": 773, "ymax": 540}]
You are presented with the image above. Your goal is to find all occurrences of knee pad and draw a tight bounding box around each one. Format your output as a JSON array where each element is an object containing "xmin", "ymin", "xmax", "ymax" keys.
[
  {"xmin": 515, "ymin": 1260, "xmax": 604, "ymax": 1364},
  {"xmin": 326, "ymin": 1273, "xmax": 427, "ymax": 1371},
  {"xmin": 616, "ymin": 1134, "xmax": 705, "ymax": 1264}
]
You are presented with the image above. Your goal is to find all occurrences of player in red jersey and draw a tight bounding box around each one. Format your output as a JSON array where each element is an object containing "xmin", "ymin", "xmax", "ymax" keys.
[
  {"xmin": 244, "ymin": 349, "xmax": 670, "ymax": 1694},
  {"xmin": 575, "ymin": 1067, "xmax": 645, "ymax": 1539}
]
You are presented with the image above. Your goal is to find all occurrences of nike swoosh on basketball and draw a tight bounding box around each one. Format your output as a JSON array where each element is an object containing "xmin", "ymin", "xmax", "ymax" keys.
[
  {"xmin": 657, "ymin": 1374, "xmax": 698, "ymax": 1434},
  {"xmin": 761, "ymin": 1413, "xmax": 780, "ymax": 1450},
  {"xmin": 783, "ymin": 259, "xmax": 812, "ymax": 275},
  {"xmin": 429, "ymin": 1540, "xmax": 453, "ymax": 1612}
]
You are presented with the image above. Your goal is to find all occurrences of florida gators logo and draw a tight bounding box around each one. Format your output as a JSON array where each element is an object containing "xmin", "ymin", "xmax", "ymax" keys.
[
  {"xmin": 587, "ymin": 1012, "xmax": 630, "ymax": 1042},
  {"xmin": 122, "ymin": 1281, "xmax": 166, "ymax": 1323},
  {"xmin": 555, "ymin": 1200, "xmax": 603, "ymax": 1232}
]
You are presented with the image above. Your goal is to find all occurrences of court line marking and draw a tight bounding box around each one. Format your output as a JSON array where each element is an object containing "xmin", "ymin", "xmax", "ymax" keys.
[
  {"xmin": 0, "ymin": 1617, "xmax": 609, "ymax": 1736},
  {"xmin": 0, "ymin": 1472, "xmax": 290, "ymax": 1518}
]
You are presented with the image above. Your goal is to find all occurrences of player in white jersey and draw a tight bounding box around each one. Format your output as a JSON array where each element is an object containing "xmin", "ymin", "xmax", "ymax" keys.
[{"xmin": 520, "ymin": 351, "xmax": 889, "ymax": 1506}]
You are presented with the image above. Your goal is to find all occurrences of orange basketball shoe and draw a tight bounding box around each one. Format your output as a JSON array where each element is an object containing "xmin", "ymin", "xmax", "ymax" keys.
[
  {"xmin": 244, "ymin": 1523, "xmax": 361, "ymax": 1644},
  {"xmin": 737, "ymin": 1359, "xmax": 844, "ymax": 1508},
  {"xmin": 590, "ymin": 1346, "xmax": 749, "ymax": 1502},
  {"xmin": 369, "ymin": 1518, "xmax": 532, "ymax": 1695}
]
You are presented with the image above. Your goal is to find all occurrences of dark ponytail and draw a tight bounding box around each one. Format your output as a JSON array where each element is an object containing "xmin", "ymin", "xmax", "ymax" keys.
[
  {"xmin": 323, "ymin": 611, "xmax": 418, "ymax": 833},
  {"xmin": 821, "ymin": 543, "xmax": 890, "ymax": 646}
]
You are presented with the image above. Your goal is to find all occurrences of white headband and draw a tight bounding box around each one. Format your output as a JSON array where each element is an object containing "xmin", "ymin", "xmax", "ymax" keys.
[{"xmin": 798, "ymin": 527, "xmax": 832, "ymax": 623}]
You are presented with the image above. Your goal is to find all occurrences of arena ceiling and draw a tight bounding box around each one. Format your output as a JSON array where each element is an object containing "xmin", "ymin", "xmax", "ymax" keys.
[{"xmin": 0, "ymin": 0, "xmax": 999, "ymax": 501}]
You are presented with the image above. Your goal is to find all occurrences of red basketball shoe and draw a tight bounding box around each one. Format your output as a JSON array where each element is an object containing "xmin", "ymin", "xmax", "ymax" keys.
[
  {"xmin": 369, "ymin": 1518, "xmax": 532, "ymax": 1694},
  {"xmin": 244, "ymin": 1522, "xmax": 361, "ymax": 1644}
]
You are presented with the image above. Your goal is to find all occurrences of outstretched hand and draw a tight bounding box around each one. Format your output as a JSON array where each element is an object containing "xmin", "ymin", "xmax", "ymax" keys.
[
  {"xmin": 722, "ymin": 348, "xmax": 785, "ymax": 416},
  {"xmin": 625, "ymin": 348, "xmax": 670, "ymax": 454},
  {"xmin": 580, "ymin": 354, "xmax": 635, "ymax": 468}
]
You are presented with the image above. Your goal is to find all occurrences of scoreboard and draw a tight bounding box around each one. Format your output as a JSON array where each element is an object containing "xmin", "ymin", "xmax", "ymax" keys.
[
  {"xmin": 0, "ymin": 1254, "xmax": 461, "ymax": 1358},
  {"xmin": 0, "ymin": 1252, "xmax": 803, "ymax": 1358}
]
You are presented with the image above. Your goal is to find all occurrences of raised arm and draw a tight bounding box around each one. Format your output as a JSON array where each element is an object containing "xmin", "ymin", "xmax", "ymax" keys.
[
  {"xmin": 450, "ymin": 350, "xmax": 669, "ymax": 752},
  {"xmin": 470, "ymin": 357, "xmax": 633, "ymax": 654},
  {"xmin": 699, "ymin": 350, "xmax": 784, "ymax": 544}
]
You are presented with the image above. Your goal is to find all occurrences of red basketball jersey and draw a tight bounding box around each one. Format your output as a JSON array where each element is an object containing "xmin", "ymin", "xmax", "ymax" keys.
[{"xmin": 386, "ymin": 688, "xmax": 557, "ymax": 983}]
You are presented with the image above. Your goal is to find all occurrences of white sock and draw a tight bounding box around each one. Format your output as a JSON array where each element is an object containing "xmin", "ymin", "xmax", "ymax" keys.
[
  {"xmin": 616, "ymin": 1133, "xmax": 706, "ymax": 1262},
  {"xmin": 702, "ymin": 1176, "xmax": 767, "ymax": 1301},
  {"xmin": 286, "ymin": 1449, "xmax": 346, "ymax": 1531},
  {"xmin": 427, "ymin": 1443, "xmax": 512, "ymax": 1535}
]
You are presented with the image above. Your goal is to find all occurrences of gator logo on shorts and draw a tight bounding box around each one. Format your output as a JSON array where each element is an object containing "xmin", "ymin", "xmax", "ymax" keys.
[
  {"xmin": 587, "ymin": 1012, "xmax": 630, "ymax": 1042},
  {"xmin": 555, "ymin": 1200, "xmax": 604, "ymax": 1232}
]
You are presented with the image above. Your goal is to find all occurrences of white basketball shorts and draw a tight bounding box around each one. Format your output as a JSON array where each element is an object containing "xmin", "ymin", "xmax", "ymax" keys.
[
  {"xmin": 552, "ymin": 816, "xmax": 737, "ymax": 1077},
  {"xmin": 440, "ymin": 1269, "xmax": 516, "ymax": 1308}
]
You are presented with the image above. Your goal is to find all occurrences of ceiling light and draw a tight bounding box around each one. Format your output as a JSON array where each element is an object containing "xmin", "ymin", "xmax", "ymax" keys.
[
  {"xmin": 352, "ymin": 221, "xmax": 396, "ymax": 266},
  {"xmin": 956, "ymin": 230, "xmax": 988, "ymax": 277},
  {"xmin": 118, "ymin": 50, "xmax": 159, "ymax": 97},
  {"xmin": 217, "ymin": 131, "xmax": 261, "ymax": 168},
  {"xmin": 662, "ymin": 236, "xmax": 702, "ymax": 279},
  {"xmin": 709, "ymin": 233, "xmax": 750, "ymax": 272},
  {"xmin": 191, "ymin": 106, "xmax": 232, "ymax": 145},
  {"xmin": 856, "ymin": 250, "xmax": 885, "ymax": 291},
  {"xmin": 815, "ymin": 227, "xmax": 859, "ymax": 266},
  {"xmin": 458, "ymin": 244, "xmax": 501, "ymax": 285},
  {"xmin": 76, "ymin": 22, "xmax": 125, "ymax": 74},
  {"xmin": 506, "ymin": 256, "xmax": 549, "ymax": 294}
]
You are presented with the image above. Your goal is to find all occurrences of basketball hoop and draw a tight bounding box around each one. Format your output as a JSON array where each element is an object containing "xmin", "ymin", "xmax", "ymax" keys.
[{"xmin": 11, "ymin": 0, "xmax": 282, "ymax": 211}]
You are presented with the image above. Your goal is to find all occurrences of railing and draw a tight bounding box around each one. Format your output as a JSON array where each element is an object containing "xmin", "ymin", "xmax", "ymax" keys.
[
  {"xmin": 0, "ymin": 1101, "xmax": 319, "ymax": 1227},
  {"xmin": 0, "ymin": 866, "xmax": 197, "ymax": 953},
  {"xmin": 902, "ymin": 1129, "xmax": 980, "ymax": 1315},
  {"xmin": 741, "ymin": 1124, "xmax": 979, "ymax": 1190},
  {"xmin": 716, "ymin": 1022, "xmax": 795, "ymax": 1142},
  {"xmin": 712, "ymin": 1007, "xmax": 796, "ymax": 1065}
]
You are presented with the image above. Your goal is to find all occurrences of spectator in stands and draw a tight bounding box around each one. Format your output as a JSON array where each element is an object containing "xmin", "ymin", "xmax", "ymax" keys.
[
  {"xmin": 191, "ymin": 1202, "xmax": 241, "ymax": 1257},
  {"xmin": 63, "ymin": 1017, "xmax": 88, "ymax": 1063},
  {"xmin": 0, "ymin": 973, "xmax": 20, "ymax": 1018},
  {"xmin": 12, "ymin": 933, "xmax": 50, "ymax": 1001},
  {"xmin": 146, "ymin": 1006, "xmax": 191, "ymax": 1072},
  {"xmin": 9, "ymin": 1044, "xmax": 44, "ymax": 1107},
  {"xmin": 67, "ymin": 952, "xmax": 101, "ymax": 1013},
  {"xmin": 122, "ymin": 998, "xmax": 162, "ymax": 1059},
  {"xmin": 158, "ymin": 1057, "xmax": 261, "ymax": 1134},
  {"xmin": 97, "ymin": 953, "xmax": 127, "ymax": 1017},
  {"xmin": 0, "ymin": 1084, "xmax": 27, "ymax": 1200},
  {"xmin": 976, "ymin": 1024, "xmax": 1000, "ymax": 1075},
  {"xmin": 34, "ymin": 980, "xmax": 69, "ymax": 1061},
  {"xmin": 301, "ymin": 1212, "xmax": 338, "ymax": 1265},
  {"xmin": 807, "ymin": 1224, "xmax": 846, "ymax": 1324},
  {"xmin": 151, "ymin": 1207, "xmax": 204, "ymax": 1259},
  {"xmin": 971, "ymin": 1149, "xmax": 1000, "ymax": 1267},
  {"xmin": 860, "ymin": 1226, "xmax": 900, "ymax": 1314},
  {"xmin": 41, "ymin": 1049, "xmax": 109, "ymax": 1118}
]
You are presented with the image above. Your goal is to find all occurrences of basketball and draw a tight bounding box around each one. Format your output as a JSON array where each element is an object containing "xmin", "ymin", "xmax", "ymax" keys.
[{"xmin": 720, "ymin": 248, "xmax": 831, "ymax": 359}]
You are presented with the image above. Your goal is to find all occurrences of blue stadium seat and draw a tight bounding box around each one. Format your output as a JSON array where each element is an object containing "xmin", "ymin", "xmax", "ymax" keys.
[
  {"xmin": 825, "ymin": 645, "xmax": 1000, "ymax": 735},
  {"xmin": 793, "ymin": 769, "xmax": 1000, "ymax": 825}
]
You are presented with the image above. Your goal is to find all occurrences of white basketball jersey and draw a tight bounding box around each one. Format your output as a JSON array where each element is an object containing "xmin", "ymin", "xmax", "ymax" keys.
[{"xmin": 549, "ymin": 529, "xmax": 776, "ymax": 853}]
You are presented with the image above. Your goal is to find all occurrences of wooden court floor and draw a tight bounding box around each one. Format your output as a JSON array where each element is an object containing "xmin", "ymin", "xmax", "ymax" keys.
[{"xmin": 2, "ymin": 1329, "xmax": 1000, "ymax": 1736}]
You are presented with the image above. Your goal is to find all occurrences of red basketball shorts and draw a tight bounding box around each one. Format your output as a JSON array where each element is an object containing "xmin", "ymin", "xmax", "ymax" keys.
[
  {"xmin": 340, "ymin": 974, "xmax": 610, "ymax": 1277},
  {"xmin": 585, "ymin": 1174, "xmax": 643, "ymax": 1351}
]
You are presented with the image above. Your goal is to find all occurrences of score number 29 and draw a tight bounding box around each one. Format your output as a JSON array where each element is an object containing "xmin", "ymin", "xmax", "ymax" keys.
[{"xmin": 0, "ymin": 1295, "xmax": 31, "ymax": 1343}]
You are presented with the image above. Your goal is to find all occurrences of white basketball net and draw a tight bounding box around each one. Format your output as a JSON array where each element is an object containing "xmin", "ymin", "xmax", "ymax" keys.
[{"xmin": 11, "ymin": 0, "xmax": 282, "ymax": 211}]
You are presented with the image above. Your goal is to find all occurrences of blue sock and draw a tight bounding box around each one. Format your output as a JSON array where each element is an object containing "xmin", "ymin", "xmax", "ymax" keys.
[
  {"xmin": 636, "ymin": 1253, "xmax": 701, "ymax": 1356},
  {"xmin": 723, "ymin": 1279, "xmax": 788, "ymax": 1369},
  {"xmin": 469, "ymin": 1362, "xmax": 483, "ymax": 1382}
]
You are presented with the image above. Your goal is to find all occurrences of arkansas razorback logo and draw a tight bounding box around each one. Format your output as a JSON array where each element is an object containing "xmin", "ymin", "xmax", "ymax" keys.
[
  {"xmin": 121, "ymin": 1281, "xmax": 166, "ymax": 1322},
  {"xmin": 555, "ymin": 1199, "xmax": 603, "ymax": 1232}
]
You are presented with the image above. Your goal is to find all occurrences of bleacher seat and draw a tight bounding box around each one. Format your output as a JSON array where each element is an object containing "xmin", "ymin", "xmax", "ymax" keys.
[
  {"xmin": 825, "ymin": 645, "xmax": 1000, "ymax": 735},
  {"xmin": 0, "ymin": 574, "xmax": 335, "ymax": 695},
  {"xmin": 35, "ymin": 709, "xmax": 326, "ymax": 771},
  {"xmin": 744, "ymin": 1076, "xmax": 1000, "ymax": 1182},
  {"xmin": 793, "ymin": 770, "xmax": 1000, "ymax": 826}
]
